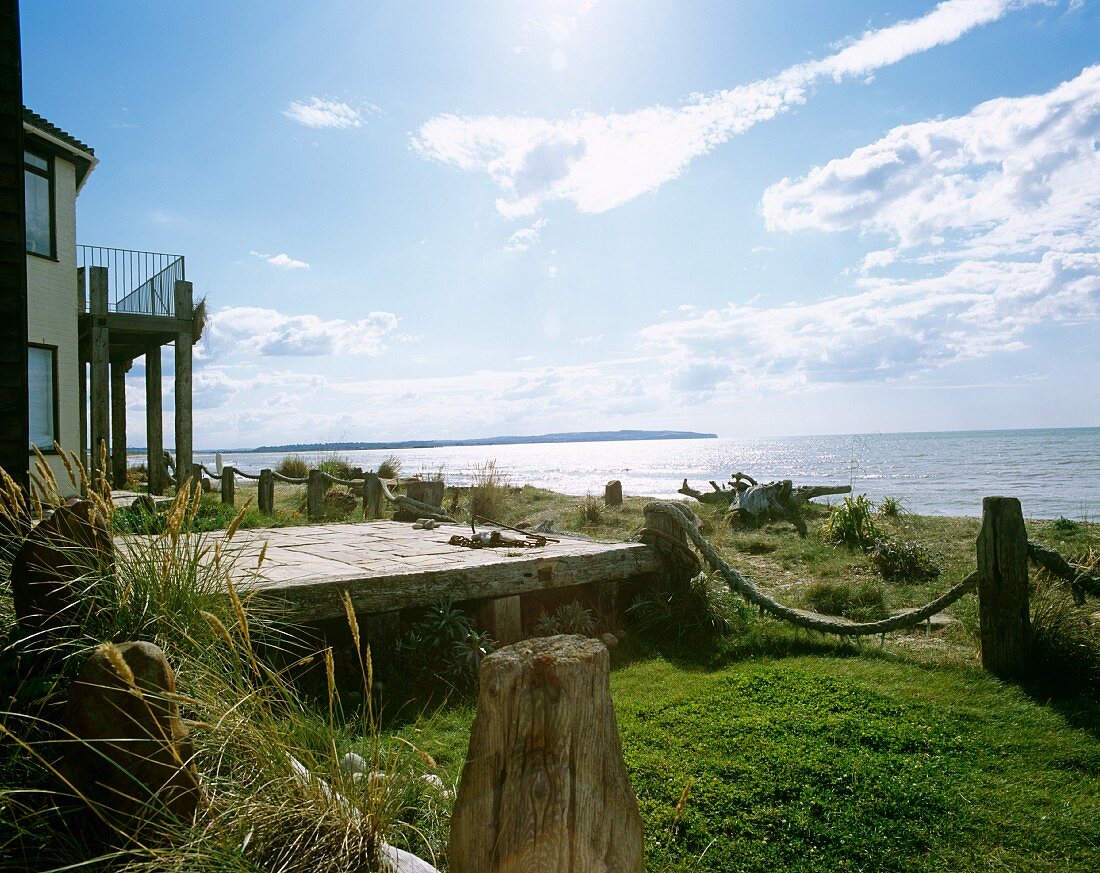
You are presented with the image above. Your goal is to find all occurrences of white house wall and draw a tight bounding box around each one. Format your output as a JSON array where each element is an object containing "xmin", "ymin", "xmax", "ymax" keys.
[{"xmin": 26, "ymin": 156, "xmax": 80, "ymax": 497}]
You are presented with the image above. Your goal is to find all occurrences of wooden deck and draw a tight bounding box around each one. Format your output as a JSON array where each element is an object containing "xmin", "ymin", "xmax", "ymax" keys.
[{"xmin": 229, "ymin": 520, "xmax": 663, "ymax": 625}]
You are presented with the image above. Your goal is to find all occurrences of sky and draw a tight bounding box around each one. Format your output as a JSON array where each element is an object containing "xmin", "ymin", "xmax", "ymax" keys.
[{"xmin": 21, "ymin": 0, "xmax": 1100, "ymax": 448}]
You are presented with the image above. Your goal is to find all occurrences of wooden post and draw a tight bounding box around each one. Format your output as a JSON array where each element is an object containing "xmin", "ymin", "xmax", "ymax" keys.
[
  {"xmin": 220, "ymin": 466, "xmax": 235, "ymax": 506},
  {"xmin": 406, "ymin": 479, "xmax": 445, "ymax": 509},
  {"xmin": 145, "ymin": 345, "xmax": 164, "ymax": 495},
  {"xmin": 77, "ymin": 268, "xmax": 87, "ymax": 468},
  {"xmin": 450, "ymin": 635, "xmax": 643, "ymax": 873},
  {"xmin": 977, "ymin": 496, "xmax": 1032, "ymax": 678},
  {"xmin": 110, "ymin": 361, "xmax": 128, "ymax": 486},
  {"xmin": 173, "ymin": 280, "xmax": 193, "ymax": 488},
  {"xmin": 307, "ymin": 469, "xmax": 325, "ymax": 521},
  {"xmin": 258, "ymin": 469, "xmax": 274, "ymax": 514},
  {"xmin": 89, "ymin": 266, "xmax": 110, "ymax": 483},
  {"xmin": 364, "ymin": 472, "xmax": 382, "ymax": 519},
  {"xmin": 605, "ymin": 479, "xmax": 623, "ymax": 507}
]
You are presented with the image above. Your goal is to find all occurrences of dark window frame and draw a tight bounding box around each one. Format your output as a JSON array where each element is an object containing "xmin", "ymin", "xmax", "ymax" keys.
[
  {"xmin": 27, "ymin": 342, "xmax": 59, "ymax": 454},
  {"xmin": 24, "ymin": 146, "xmax": 55, "ymax": 260}
]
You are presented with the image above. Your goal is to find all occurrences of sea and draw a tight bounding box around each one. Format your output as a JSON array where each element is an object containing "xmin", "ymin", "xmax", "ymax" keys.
[{"xmin": 184, "ymin": 427, "xmax": 1100, "ymax": 521}]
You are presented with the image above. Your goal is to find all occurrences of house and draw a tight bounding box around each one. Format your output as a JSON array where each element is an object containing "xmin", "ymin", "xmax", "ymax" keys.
[{"xmin": 23, "ymin": 108, "xmax": 196, "ymax": 497}]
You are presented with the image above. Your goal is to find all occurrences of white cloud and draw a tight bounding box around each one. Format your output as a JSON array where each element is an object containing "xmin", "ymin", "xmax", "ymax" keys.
[
  {"xmin": 762, "ymin": 64, "xmax": 1100, "ymax": 263},
  {"xmin": 549, "ymin": 49, "xmax": 568, "ymax": 73},
  {"xmin": 571, "ymin": 334, "xmax": 604, "ymax": 345},
  {"xmin": 414, "ymin": 0, "xmax": 1036, "ymax": 217},
  {"xmin": 201, "ymin": 306, "xmax": 400, "ymax": 359},
  {"xmin": 640, "ymin": 250, "xmax": 1100, "ymax": 390},
  {"xmin": 283, "ymin": 97, "xmax": 363, "ymax": 129},
  {"xmin": 250, "ymin": 250, "xmax": 310, "ymax": 270},
  {"xmin": 547, "ymin": 265, "xmax": 559, "ymax": 278},
  {"xmin": 501, "ymin": 218, "xmax": 548, "ymax": 253}
]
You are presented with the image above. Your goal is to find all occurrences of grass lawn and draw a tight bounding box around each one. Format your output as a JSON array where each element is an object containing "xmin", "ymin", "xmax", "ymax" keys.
[{"xmin": 383, "ymin": 649, "xmax": 1099, "ymax": 872}]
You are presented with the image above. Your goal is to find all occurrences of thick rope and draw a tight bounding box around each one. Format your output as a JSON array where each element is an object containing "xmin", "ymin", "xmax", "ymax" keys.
[
  {"xmin": 1027, "ymin": 541, "xmax": 1099, "ymax": 604},
  {"xmin": 645, "ymin": 501, "xmax": 978, "ymax": 637}
]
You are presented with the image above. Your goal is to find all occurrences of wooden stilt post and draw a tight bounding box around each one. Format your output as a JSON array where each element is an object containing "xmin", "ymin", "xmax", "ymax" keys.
[
  {"xmin": 977, "ymin": 496, "xmax": 1032, "ymax": 678},
  {"xmin": 449, "ymin": 635, "xmax": 643, "ymax": 873},
  {"xmin": 258, "ymin": 469, "xmax": 274, "ymax": 514},
  {"xmin": 307, "ymin": 469, "xmax": 325, "ymax": 521},
  {"xmin": 145, "ymin": 345, "xmax": 164, "ymax": 494},
  {"xmin": 173, "ymin": 280, "xmax": 193, "ymax": 489},
  {"xmin": 110, "ymin": 361, "xmax": 128, "ymax": 486},
  {"xmin": 605, "ymin": 479, "xmax": 623, "ymax": 506},
  {"xmin": 487, "ymin": 596, "xmax": 522, "ymax": 645},
  {"xmin": 88, "ymin": 267, "xmax": 110, "ymax": 484},
  {"xmin": 221, "ymin": 466, "xmax": 235, "ymax": 506}
]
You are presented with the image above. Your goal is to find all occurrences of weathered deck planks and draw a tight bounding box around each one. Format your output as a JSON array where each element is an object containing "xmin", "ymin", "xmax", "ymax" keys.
[{"xmin": 222, "ymin": 521, "xmax": 662, "ymax": 622}]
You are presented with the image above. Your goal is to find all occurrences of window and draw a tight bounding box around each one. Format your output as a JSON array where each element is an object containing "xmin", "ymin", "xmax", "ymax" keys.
[
  {"xmin": 28, "ymin": 345, "xmax": 58, "ymax": 451},
  {"xmin": 24, "ymin": 149, "xmax": 54, "ymax": 258}
]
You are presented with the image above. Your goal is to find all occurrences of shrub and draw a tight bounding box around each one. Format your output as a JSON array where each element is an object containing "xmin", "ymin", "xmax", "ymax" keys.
[
  {"xmin": 578, "ymin": 493, "xmax": 604, "ymax": 526},
  {"xmin": 469, "ymin": 459, "xmax": 505, "ymax": 521},
  {"xmin": 878, "ymin": 496, "xmax": 907, "ymax": 519},
  {"xmin": 403, "ymin": 601, "xmax": 495, "ymax": 692},
  {"xmin": 276, "ymin": 454, "xmax": 309, "ymax": 479},
  {"xmin": 870, "ymin": 538, "xmax": 940, "ymax": 583},
  {"xmin": 804, "ymin": 579, "xmax": 888, "ymax": 622},
  {"xmin": 822, "ymin": 495, "xmax": 880, "ymax": 550},
  {"xmin": 377, "ymin": 454, "xmax": 402, "ymax": 480},
  {"xmin": 324, "ymin": 484, "xmax": 359, "ymax": 517},
  {"xmin": 629, "ymin": 573, "xmax": 746, "ymax": 644},
  {"xmin": 1052, "ymin": 516, "xmax": 1080, "ymax": 534},
  {"xmin": 1030, "ymin": 579, "xmax": 1100, "ymax": 693},
  {"xmin": 318, "ymin": 454, "xmax": 357, "ymax": 481}
]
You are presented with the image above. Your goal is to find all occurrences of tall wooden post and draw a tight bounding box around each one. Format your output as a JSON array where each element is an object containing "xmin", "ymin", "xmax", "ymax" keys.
[
  {"xmin": 605, "ymin": 479, "xmax": 623, "ymax": 507},
  {"xmin": 110, "ymin": 361, "xmax": 128, "ymax": 486},
  {"xmin": 173, "ymin": 280, "xmax": 193, "ymax": 487},
  {"xmin": 258, "ymin": 469, "xmax": 274, "ymax": 514},
  {"xmin": 76, "ymin": 268, "xmax": 87, "ymax": 468},
  {"xmin": 145, "ymin": 344, "xmax": 164, "ymax": 494},
  {"xmin": 307, "ymin": 469, "xmax": 325, "ymax": 521},
  {"xmin": 89, "ymin": 266, "xmax": 110, "ymax": 483},
  {"xmin": 977, "ymin": 496, "xmax": 1032, "ymax": 678},
  {"xmin": 450, "ymin": 635, "xmax": 643, "ymax": 873},
  {"xmin": 220, "ymin": 466, "xmax": 235, "ymax": 506}
]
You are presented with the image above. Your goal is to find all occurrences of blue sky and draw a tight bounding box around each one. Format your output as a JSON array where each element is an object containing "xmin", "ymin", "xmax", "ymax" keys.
[{"xmin": 22, "ymin": 0, "xmax": 1100, "ymax": 448}]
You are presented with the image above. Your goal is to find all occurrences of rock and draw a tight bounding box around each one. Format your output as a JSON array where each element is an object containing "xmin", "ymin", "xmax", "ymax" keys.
[
  {"xmin": 604, "ymin": 480, "xmax": 623, "ymax": 507},
  {"xmin": 384, "ymin": 842, "xmax": 441, "ymax": 872},
  {"xmin": 339, "ymin": 751, "xmax": 369, "ymax": 776},
  {"xmin": 10, "ymin": 499, "xmax": 113, "ymax": 634},
  {"xmin": 61, "ymin": 641, "xmax": 203, "ymax": 842},
  {"xmin": 600, "ymin": 632, "xmax": 619, "ymax": 649}
]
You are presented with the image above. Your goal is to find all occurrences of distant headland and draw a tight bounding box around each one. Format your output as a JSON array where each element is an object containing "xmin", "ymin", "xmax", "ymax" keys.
[{"xmin": 234, "ymin": 430, "xmax": 718, "ymax": 454}]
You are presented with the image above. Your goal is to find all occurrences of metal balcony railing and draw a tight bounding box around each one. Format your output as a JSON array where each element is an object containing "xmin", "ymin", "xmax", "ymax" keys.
[{"xmin": 78, "ymin": 245, "xmax": 186, "ymax": 317}]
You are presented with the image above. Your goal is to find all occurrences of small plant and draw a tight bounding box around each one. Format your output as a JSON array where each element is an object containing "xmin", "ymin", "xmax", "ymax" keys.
[
  {"xmin": 403, "ymin": 601, "xmax": 495, "ymax": 691},
  {"xmin": 628, "ymin": 573, "xmax": 745, "ymax": 643},
  {"xmin": 869, "ymin": 538, "xmax": 940, "ymax": 583},
  {"xmin": 323, "ymin": 484, "xmax": 359, "ymax": 517},
  {"xmin": 533, "ymin": 600, "xmax": 597, "ymax": 637},
  {"xmin": 318, "ymin": 453, "xmax": 357, "ymax": 481},
  {"xmin": 276, "ymin": 453, "xmax": 309, "ymax": 479},
  {"xmin": 804, "ymin": 578, "xmax": 887, "ymax": 621},
  {"xmin": 878, "ymin": 496, "xmax": 907, "ymax": 519},
  {"xmin": 822, "ymin": 494, "xmax": 880, "ymax": 550},
  {"xmin": 1052, "ymin": 516, "xmax": 1080, "ymax": 534},
  {"xmin": 578, "ymin": 493, "xmax": 604, "ymax": 526},
  {"xmin": 377, "ymin": 454, "xmax": 402, "ymax": 480}
]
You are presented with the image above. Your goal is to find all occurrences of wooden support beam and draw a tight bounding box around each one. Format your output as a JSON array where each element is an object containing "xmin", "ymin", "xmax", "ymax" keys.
[
  {"xmin": 89, "ymin": 267, "xmax": 110, "ymax": 482},
  {"xmin": 220, "ymin": 466, "xmax": 235, "ymax": 506},
  {"xmin": 977, "ymin": 496, "xmax": 1032, "ymax": 678},
  {"xmin": 258, "ymin": 469, "xmax": 274, "ymax": 514},
  {"xmin": 145, "ymin": 345, "xmax": 164, "ymax": 495},
  {"xmin": 487, "ymin": 595, "xmax": 522, "ymax": 645},
  {"xmin": 450, "ymin": 635, "xmax": 643, "ymax": 873},
  {"xmin": 307, "ymin": 469, "xmax": 325, "ymax": 521},
  {"xmin": 110, "ymin": 361, "xmax": 128, "ymax": 486},
  {"xmin": 173, "ymin": 280, "xmax": 193, "ymax": 485},
  {"xmin": 77, "ymin": 269, "xmax": 87, "ymax": 469}
]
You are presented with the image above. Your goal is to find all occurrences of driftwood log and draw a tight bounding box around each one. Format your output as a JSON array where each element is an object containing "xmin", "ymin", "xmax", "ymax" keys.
[{"xmin": 449, "ymin": 635, "xmax": 642, "ymax": 873}]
